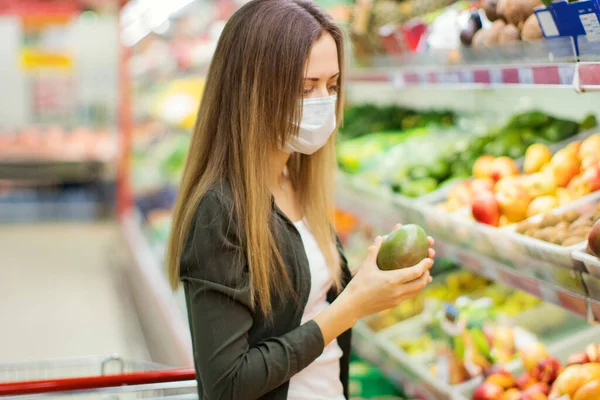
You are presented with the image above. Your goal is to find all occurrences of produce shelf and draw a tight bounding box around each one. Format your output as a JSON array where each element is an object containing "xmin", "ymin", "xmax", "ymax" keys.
[
  {"xmin": 335, "ymin": 176, "xmax": 600, "ymax": 324},
  {"xmin": 349, "ymin": 37, "xmax": 600, "ymax": 90}
]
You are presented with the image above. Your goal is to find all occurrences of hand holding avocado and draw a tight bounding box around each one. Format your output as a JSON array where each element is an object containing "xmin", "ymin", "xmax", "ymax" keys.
[{"xmin": 341, "ymin": 224, "xmax": 435, "ymax": 321}]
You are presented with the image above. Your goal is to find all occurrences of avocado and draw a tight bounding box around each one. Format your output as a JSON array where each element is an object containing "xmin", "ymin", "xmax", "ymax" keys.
[{"xmin": 376, "ymin": 224, "xmax": 429, "ymax": 271}]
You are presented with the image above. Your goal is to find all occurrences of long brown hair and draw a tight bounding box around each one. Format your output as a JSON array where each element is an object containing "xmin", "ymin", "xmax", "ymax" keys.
[{"xmin": 167, "ymin": 0, "xmax": 345, "ymax": 317}]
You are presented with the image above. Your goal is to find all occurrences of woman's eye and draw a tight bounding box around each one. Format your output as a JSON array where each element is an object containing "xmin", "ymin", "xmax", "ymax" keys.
[
  {"xmin": 303, "ymin": 87, "xmax": 314, "ymax": 95},
  {"xmin": 328, "ymin": 85, "xmax": 338, "ymax": 93}
]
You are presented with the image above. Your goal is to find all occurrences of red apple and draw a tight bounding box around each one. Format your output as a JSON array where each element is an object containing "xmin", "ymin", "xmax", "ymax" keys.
[
  {"xmin": 472, "ymin": 191, "xmax": 502, "ymax": 226},
  {"xmin": 490, "ymin": 157, "xmax": 520, "ymax": 182},
  {"xmin": 516, "ymin": 372, "xmax": 536, "ymax": 390},
  {"xmin": 473, "ymin": 381, "xmax": 505, "ymax": 400},
  {"xmin": 474, "ymin": 155, "xmax": 496, "ymax": 179},
  {"xmin": 532, "ymin": 357, "xmax": 562, "ymax": 384}
]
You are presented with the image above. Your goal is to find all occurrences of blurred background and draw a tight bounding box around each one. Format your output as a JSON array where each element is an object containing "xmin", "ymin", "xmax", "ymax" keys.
[{"xmin": 1, "ymin": 0, "xmax": 600, "ymax": 399}]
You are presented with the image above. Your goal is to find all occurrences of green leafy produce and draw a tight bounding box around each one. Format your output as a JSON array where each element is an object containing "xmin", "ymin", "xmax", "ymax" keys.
[
  {"xmin": 340, "ymin": 104, "xmax": 455, "ymax": 139},
  {"xmin": 338, "ymin": 105, "xmax": 595, "ymax": 198}
]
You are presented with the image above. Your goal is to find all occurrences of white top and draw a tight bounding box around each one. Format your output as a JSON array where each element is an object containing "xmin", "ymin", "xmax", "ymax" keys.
[{"xmin": 287, "ymin": 220, "xmax": 345, "ymax": 400}]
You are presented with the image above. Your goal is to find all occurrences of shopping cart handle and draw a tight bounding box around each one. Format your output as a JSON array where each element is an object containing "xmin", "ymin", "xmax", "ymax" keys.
[{"xmin": 0, "ymin": 368, "xmax": 196, "ymax": 396}]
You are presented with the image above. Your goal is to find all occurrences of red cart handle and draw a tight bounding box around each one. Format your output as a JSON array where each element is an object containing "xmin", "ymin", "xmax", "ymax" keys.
[{"xmin": 0, "ymin": 368, "xmax": 196, "ymax": 396}]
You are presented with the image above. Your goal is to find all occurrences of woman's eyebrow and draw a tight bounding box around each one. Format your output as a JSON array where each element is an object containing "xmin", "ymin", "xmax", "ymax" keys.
[{"xmin": 304, "ymin": 72, "xmax": 340, "ymax": 81}]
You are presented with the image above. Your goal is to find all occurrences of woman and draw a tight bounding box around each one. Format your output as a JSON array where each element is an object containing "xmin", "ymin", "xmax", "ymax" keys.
[{"xmin": 166, "ymin": 0, "xmax": 434, "ymax": 399}]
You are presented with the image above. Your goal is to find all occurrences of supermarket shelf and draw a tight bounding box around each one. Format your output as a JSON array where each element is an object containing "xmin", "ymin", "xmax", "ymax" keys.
[
  {"xmin": 350, "ymin": 63, "xmax": 578, "ymax": 89},
  {"xmin": 120, "ymin": 211, "xmax": 193, "ymax": 367},
  {"xmin": 0, "ymin": 159, "xmax": 111, "ymax": 183},
  {"xmin": 348, "ymin": 37, "xmax": 600, "ymax": 90},
  {"xmin": 335, "ymin": 175, "xmax": 600, "ymax": 324},
  {"xmin": 349, "ymin": 62, "xmax": 600, "ymax": 90}
]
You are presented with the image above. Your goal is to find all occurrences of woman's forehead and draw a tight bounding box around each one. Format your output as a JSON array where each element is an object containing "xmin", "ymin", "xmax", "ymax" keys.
[{"xmin": 304, "ymin": 33, "xmax": 339, "ymax": 80}]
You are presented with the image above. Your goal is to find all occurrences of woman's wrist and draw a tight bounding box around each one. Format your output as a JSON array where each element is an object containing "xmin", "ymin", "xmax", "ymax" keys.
[
  {"xmin": 335, "ymin": 285, "xmax": 363, "ymax": 324},
  {"xmin": 313, "ymin": 289, "xmax": 361, "ymax": 346}
]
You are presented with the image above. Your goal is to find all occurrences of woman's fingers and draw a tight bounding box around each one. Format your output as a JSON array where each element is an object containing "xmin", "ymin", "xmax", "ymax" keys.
[
  {"xmin": 390, "ymin": 258, "xmax": 433, "ymax": 284},
  {"xmin": 365, "ymin": 236, "xmax": 384, "ymax": 267},
  {"xmin": 393, "ymin": 223, "xmax": 402, "ymax": 231},
  {"xmin": 428, "ymin": 236, "xmax": 435, "ymax": 246},
  {"xmin": 428, "ymin": 248, "xmax": 436, "ymax": 259},
  {"xmin": 397, "ymin": 270, "xmax": 430, "ymax": 296}
]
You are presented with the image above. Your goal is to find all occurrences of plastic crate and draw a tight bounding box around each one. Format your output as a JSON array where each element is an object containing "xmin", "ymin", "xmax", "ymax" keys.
[{"xmin": 502, "ymin": 191, "xmax": 600, "ymax": 270}]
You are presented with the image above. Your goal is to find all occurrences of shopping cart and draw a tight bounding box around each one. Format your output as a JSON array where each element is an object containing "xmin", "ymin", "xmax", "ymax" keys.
[{"xmin": 0, "ymin": 354, "xmax": 197, "ymax": 399}]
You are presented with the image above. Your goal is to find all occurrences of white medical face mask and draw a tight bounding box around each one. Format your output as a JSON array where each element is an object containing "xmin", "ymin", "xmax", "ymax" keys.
[{"xmin": 283, "ymin": 94, "xmax": 337, "ymax": 155}]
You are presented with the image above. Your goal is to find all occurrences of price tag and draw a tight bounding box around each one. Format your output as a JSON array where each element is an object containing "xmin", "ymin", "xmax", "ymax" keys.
[
  {"xmin": 518, "ymin": 67, "xmax": 535, "ymax": 84},
  {"xmin": 580, "ymin": 12, "xmax": 600, "ymax": 42}
]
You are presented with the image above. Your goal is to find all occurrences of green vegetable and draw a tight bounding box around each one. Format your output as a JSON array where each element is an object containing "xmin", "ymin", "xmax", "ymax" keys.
[
  {"xmin": 580, "ymin": 114, "xmax": 598, "ymax": 131},
  {"xmin": 400, "ymin": 178, "xmax": 438, "ymax": 197}
]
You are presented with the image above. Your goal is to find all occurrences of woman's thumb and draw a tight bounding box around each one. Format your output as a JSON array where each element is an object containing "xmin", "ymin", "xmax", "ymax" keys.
[{"xmin": 365, "ymin": 236, "xmax": 383, "ymax": 266}]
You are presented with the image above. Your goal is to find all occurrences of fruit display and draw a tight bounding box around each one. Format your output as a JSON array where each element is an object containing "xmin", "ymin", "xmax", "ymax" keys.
[
  {"xmin": 472, "ymin": 343, "xmax": 600, "ymax": 399},
  {"xmin": 442, "ymin": 133, "xmax": 600, "ymax": 226},
  {"xmin": 385, "ymin": 293, "xmax": 543, "ymax": 383},
  {"xmin": 514, "ymin": 203, "xmax": 600, "ymax": 247},
  {"xmin": 377, "ymin": 224, "xmax": 429, "ymax": 270},
  {"xmin": 340, "ymin": 108, "xmax": 593, "ymax": 199},
  {"xmin": 423, "ymin": 297, "xmax": 543, "ymax": 385},
  {"xmin": 0, "ymin": 125, "xmax": 116, "ymax": 161},
  {"xmin": 366, "ymin": 269, "xmax": 492, "ymax": 332}
]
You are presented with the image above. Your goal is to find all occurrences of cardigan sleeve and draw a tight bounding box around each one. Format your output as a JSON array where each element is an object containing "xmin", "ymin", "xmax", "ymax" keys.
[{"xmin": 180, "ymin": 190, "xmax": 325, "ymax": 400}]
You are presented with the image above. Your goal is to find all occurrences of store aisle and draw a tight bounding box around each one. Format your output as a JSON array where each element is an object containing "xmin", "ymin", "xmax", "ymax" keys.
[{"xmin": 0, "ymin": 222, "xmax": 149, "ymax": 364}]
